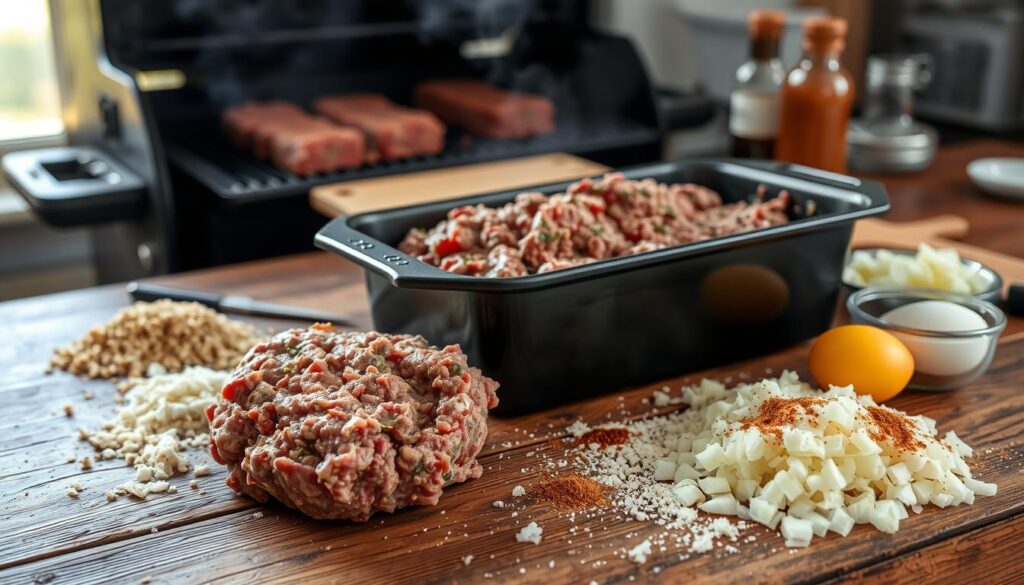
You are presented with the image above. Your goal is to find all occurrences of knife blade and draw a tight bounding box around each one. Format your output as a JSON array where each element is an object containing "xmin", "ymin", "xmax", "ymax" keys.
[{"xmin": 126, "ymin": 282, "xmax": 354, "ymax": 326}]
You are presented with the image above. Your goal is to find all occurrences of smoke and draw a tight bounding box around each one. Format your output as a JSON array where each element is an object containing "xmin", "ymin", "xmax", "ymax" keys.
[{"xmin": 415, "ymin": 0, "xmax": 534, "ymax": 43}]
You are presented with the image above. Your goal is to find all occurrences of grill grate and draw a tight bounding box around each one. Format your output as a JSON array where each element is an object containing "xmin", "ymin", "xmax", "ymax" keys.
[{"xmin": 165, "ymin": 121, "xmax": 660, "ymax": 205}]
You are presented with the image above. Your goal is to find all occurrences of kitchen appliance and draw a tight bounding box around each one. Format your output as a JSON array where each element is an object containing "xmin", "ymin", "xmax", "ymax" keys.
[
  {"xmin": 315, "ymin": 159, "xmax": 889, "ymax": 414},
  {"xmin": 1, "ymin": 0, "xmax": 663, "ymax": 282},
  {"xmin": 902, "ymin": 2, "xmax": 1024, "ymax": 131},
  {"xmin": 847, "ymin": 54, "xmax": 937, "ymax": 173}
]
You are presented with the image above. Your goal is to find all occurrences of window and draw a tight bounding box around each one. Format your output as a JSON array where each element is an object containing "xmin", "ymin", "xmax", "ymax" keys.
[{"xmin": 0, "ymin": 0, "xmax": 62, "ymax": 143}]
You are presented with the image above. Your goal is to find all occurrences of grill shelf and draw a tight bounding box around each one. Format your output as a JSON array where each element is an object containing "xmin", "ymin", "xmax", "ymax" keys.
[{"xmin": 166, "ymin": 121, "xmax": 660, "ymax": 206}]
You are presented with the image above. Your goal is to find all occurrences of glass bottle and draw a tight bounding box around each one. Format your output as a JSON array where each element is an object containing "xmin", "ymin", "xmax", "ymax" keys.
[
  {"xmin": 730, "ymin": 10, "xmax": 787, "ymax": 159},
  {"xmin": 775, "ymin": 17, "xmax": 854, "ymax": 173}
]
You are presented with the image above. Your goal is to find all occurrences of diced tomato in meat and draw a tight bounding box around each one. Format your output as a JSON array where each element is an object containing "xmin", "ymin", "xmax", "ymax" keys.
[
  {"xmin": 572, "ymin": 178, "xmax": 591, "ymax": 194},
  {"xmin": 205, "ymin": 404, "xmax": 217, "ymax": 422},
  {"xmin": 312, "ymin": 323, "xmax": 335, "ymax": 332},
  {"xmin": 222, "ymin": 378, "xmax": 247, "ymax": 401},
  {"xmin": 433, "ymin": 235, "xmax": 463, "ymax": 258}
]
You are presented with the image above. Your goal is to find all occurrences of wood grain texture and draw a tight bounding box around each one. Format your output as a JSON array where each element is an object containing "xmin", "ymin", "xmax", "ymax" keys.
[
  {"xmin": 310, "ymin": 153, "xmax": 608, "ymax": 217},
  {"xmin": 1, "ymin": 141, "xmax": 1023, "ymax": 584},
  {"xmin": 828, "ymin": 513, "xmax": 1024, "ymax": 585},
  {"xmin": 1, "ymin": 341, "xmax": 1021, "ymax": 585},
  {"xmin": 866, "ymin": 139, "xmax": 1024, "ymax": 260}
]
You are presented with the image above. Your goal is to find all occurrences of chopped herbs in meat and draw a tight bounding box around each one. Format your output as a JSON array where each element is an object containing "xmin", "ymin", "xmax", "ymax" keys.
[{"xmin": 399, "ymin": 173, "xmax": 790, "ymax": 278}]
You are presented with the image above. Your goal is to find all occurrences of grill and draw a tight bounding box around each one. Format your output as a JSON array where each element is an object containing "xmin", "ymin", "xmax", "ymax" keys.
[
  {"xmin": 3, "ymin": 0, "xmax": 665, "ymax": 281},
  {"xmin": 166, "ymin": 120, "xmax": 659, "ymax": 204}
]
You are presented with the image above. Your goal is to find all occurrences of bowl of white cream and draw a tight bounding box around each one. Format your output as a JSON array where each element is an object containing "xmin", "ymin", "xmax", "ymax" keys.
[{"xmin": 847, "ymin": 287, "xmax": 1006, "ymax": 390}]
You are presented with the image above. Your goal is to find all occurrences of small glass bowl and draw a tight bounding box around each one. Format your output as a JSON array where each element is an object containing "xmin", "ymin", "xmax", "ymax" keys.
[{"xmin": 847, "ymin": 286, "xmax": 1006, "ymax": 391}]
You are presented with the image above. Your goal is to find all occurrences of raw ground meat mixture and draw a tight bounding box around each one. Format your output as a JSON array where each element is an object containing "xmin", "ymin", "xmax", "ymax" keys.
[
  {"xmin": 208, "ymin": 325, "xmax": 499, "ymax": 521},
  {"xmin": 399, "ymin": 173, "xmax": 791, "ymax": 277}
]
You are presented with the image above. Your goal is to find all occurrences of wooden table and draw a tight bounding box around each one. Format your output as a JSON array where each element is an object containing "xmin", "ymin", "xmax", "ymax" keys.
[
  {"xmin": 2, "ymin": 141, "xmax": 1023, "ymax": 584},
  {"xmin": 865, "ymin": 139, "xmax": 1024, "ymax": 259}
]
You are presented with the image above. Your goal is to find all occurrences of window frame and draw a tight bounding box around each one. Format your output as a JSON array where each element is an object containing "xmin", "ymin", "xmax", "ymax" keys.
[{"xmin": 0, "ymin": 0, "xmax": 66, "ymax": 154}]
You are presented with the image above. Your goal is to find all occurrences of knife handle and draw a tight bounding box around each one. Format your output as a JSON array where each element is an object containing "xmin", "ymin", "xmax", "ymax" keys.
[{"xmin": 126, "ymin": 282, "xmax": 225, "ymax": 309}]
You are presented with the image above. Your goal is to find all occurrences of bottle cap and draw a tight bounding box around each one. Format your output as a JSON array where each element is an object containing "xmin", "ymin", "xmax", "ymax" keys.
[
  {"xmin": 748, "ymin": 10, "xmax": 786, "ymax": 41},
  {"xmin": 802, "ymin": 17, "xmax": 847, "ymax": 53}
]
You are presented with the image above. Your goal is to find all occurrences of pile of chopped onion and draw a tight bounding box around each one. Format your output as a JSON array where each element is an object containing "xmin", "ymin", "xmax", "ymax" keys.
[{"xmin": 649, "ymin": 372, "xmax": 995, "ymax": 547}]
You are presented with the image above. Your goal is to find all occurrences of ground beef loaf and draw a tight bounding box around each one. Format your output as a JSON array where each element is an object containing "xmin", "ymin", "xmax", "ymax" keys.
[
  {"xmin": 222, "ymin": 102, "xmax": 366, "ymax": 175},
  {"xmin": 208, "ymin": 325, "xmax": 499, "ymax": 521},
  {"xmin": 314, "ymin": 94, "xmax": 446, "ymax": 161},
  {"xmin": 399, "ymin": 173, "xmax": 792, "ymax": 278},
  {"xmin": 415, "ymin": 79, "xmax": 555, "ymax": 139}
]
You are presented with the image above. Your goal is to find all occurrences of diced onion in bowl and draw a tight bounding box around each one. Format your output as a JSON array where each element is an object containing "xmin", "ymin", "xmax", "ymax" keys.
[{"xmin": 843, "ymin": 243, "xmax": 991, "ymax": 294}]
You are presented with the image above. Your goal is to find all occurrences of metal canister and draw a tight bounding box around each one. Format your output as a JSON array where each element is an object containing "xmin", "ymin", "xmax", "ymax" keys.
[{"xmin": 848, "ymin": 54, "xmax": 938, "ymax": 173}]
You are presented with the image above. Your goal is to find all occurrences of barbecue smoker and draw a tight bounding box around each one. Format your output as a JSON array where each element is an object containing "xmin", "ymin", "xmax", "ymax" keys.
[{"xmin": 2, "ymin": 0, "xmax": 663, "ymax": 281}]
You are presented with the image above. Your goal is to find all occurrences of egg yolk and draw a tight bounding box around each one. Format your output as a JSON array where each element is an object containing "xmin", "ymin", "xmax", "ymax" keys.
[{"xmin": 809, "ymin": 325, "xmax": 915, "ymax": 402}]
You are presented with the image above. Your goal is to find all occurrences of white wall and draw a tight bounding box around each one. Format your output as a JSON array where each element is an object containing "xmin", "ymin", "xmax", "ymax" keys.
[{"xmin": 591, "ymin": 0, "xmax": 700, "ymax": 92}]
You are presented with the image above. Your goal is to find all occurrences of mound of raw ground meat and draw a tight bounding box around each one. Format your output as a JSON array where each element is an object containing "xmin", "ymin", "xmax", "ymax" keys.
[
  {"xmin": 207, "ymin": 325, "xmax": 499, "ymax": 521},
  {"xmin": 399, "ymin": 173, "xmax": 791, "ymax": 277}
]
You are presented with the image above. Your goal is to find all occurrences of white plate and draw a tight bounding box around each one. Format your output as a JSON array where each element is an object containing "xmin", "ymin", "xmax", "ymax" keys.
[{"xmin": 967, "ymin": 157, "xmax": 1024, "ymax": 200}]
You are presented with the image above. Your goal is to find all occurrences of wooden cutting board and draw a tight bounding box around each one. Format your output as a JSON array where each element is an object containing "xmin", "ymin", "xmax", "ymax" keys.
[
  {"xmin": 310, "ymin": 153, "xmax": 609, "ymax": 217},
  {"xmin": 851, "ymin": 215, "xmax": 1024, "ymax": 294}
]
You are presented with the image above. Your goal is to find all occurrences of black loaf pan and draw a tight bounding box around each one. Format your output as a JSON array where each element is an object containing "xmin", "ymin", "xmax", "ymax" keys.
[{"xmin": 315, "ymin": 160, "xmax": 890, "ymax": 415}]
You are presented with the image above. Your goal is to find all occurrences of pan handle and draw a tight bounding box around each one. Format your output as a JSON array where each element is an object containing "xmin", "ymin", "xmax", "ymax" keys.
[
  {"xmin": 314, "ymin": 217, "xmax": 455, "ymax": 289},
  {"xmin": 716, "ymin": 159, "xmax": 890, "ymax": 211}
]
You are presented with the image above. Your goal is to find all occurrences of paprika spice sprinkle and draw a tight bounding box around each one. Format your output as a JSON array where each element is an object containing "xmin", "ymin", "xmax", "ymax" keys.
[
  {"xmin": 866, "ymin": 406, "xmax": 925, "ymax": 451},
  {"xmin": 534, "ymin": 475, "xmax": 610, "ymax": 510},
  {"xmin": 575, "ymin": 428, "xmax": 631, "ymax": 449},
  {"xmin": 738, "ymin": 396, "xmax": 825, "ymax": 439}
]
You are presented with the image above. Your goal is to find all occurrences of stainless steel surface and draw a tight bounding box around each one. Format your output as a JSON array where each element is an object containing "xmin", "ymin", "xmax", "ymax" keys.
[
  {"xmin": 848, "ymin": 54, "xmax": 938, "ymax": 174},
  {"xmin": 49, "ymin": 0, "xmax": 174, "ymax": 280},
  {"xmin": 847, "ymin": 121, "xmax": 938, "ymax": 173}
]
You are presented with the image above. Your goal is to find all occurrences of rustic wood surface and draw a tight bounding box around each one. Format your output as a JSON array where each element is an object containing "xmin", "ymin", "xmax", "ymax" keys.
[
  {"xmin": 1, "ymin": 140, "xmax": 1023, "ymax": 584},
  {"xmin": 310, "ymin": 153, "xmax": 608, "ymax": 217}
]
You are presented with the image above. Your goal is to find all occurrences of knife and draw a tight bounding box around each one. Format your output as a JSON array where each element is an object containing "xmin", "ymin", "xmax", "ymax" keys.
[{"xmin": 126, "ymin": 282, "xmax": 354, "ymax": 325}]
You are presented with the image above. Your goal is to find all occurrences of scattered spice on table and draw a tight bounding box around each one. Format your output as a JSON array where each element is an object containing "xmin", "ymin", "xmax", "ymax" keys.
[
  {"xmin": 533, "ymin": 475, "xmax": 610, "ymax": 510},
  {"xmin": 575, "ymin": 428, "xmax": 631, "ymax": 449}
]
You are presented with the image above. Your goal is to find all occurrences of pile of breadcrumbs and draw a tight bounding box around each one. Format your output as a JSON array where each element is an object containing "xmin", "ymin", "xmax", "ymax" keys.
[
  {"xmin": 51, "ymin": 299, "xmax": 259, "ymax": 379},
  {"xmin": 79, "ymin": 366, "xmax": 229, "ymax": 500}
]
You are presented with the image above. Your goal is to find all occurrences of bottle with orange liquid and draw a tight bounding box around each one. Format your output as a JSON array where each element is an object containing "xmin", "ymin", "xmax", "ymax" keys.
[{"xmin": 775, "ymin": 17, "xmax": 853, "ymax": 173}]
